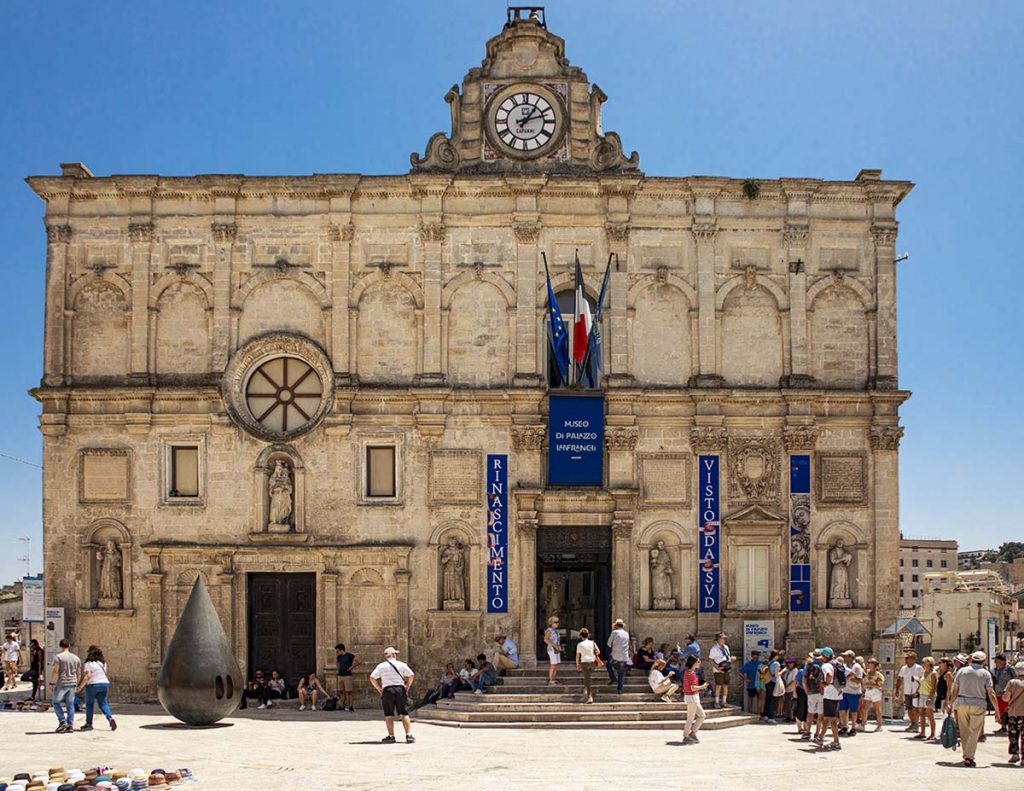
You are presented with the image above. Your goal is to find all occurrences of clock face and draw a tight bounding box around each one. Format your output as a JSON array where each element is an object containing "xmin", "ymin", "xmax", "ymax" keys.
[{"xmin": 487, "ymin": 85, "xmax": 564, "ymax": 158}]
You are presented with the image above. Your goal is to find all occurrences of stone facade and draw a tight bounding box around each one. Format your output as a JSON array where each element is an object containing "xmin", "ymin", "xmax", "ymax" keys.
[{"xmin": 29, "ymin": 16, "xmax": 912, "ymax": 700}]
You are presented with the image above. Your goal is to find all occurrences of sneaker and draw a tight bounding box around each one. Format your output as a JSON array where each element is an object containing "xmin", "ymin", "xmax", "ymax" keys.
[
  {"xmin": 55, "ymin": 723, "xmax": 68, "ymax": 733},
  {"xmin": 617, "ymin": 689, "xmax": 624, "ymax": 695},
  {"xmin": 266, "ymin": 700, "xmax": 274, "ymax": 708},
  {"xmin": 812, "ymin": 735, "xmax": 823, "ymax": 745},
  {"xmin": 299, "ymin": 704, "xmax": 306, "ymax": 711},
  {"xmin": 661, "ymin": 694, "xmax": 674, "ymax": 703},
  {"xmin": 875, "ymin": 725, "xmax": 883, "ymax": 732},
  {"xmin": 963, "ymin": 758, "xmax": 976, "ymax": 767},
  {"xmin": 257, "ymin": 704, "xmax": 267, "ymax": 710},
  {"xmin": 847, "ymin": 728, "xmax": 856, "ymax": 737},
  {"xmin": 766, "ymin": 719, "xmax": 778, "ymax": 725},
  {"xmin": 405, "ymin": 734, "xmax": 415, "ymax": 743},
  {"xmin": 381, "ymin": 735, "xmax": 396, "ymax": 743},
  {"xmin": 79, "ymin": 724, "xmax": 93, "ymax": 731},
  {"xmin": 800, "ymin": 733, "xmax": 811, "ymax": 740},
  {"xmin": 65, "ymin": 725, "xmax": 74, "ymax": 733},
  {"xmin": 825, "ymin": 742, "xmax": 842, "ymax": 751},
  {"xmin": 109, "ymin": 718, "xmax": 117, "ymax": 731},
  {"xmin": 473, "ymin": 689, "xmax": 483, "ymax": 695},
  {"xmin": 347, "ymin": 706, "xmax": 355, "ymax": 712},
  {"xmin": 1009, "ymin": 754, "xmax": 1020, "ymax": 764},
  {"xmin": 681, "ymin": 736, "xmax": 696, "ymax": 745}
]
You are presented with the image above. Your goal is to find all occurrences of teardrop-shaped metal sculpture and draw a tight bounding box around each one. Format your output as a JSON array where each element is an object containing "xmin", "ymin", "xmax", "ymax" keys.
[{"xmin": 157, "ymin": 576, "xmax": 242, "ymax": 725}]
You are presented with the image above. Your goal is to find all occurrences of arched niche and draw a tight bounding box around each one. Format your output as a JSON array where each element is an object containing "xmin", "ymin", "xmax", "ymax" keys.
[
  {"xmin": 637, "ymin": 520, "xmax": 693, "ymax": 611},
  {"xmin": 815, "ymin": 520, "xmax": 869, "ymax": 610},
  {"xmin": 79, "ymin": 518, "xmax": 133, "ymax": 610},
  {"xmin": 253, "ymin": 445, "xmax": 306, "ymax": 534},
  {"xmin": 344, "ymin": 567, "xmax": 389, "ymax": 644},
  {"xmin": 428, "ymin": 520, "xmax": 480, "ymax": 611}
]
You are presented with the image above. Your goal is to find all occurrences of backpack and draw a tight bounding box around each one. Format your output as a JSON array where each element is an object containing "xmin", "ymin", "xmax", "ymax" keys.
[
  {"xmin": 833, "ymin": 663, "xmax": 847, "ymax": 688},
  {"xmin": 758, "ymin": 662, "xmax": 771, "ymax": 685},
  {"xmin": 805, "ymin": 663, "xmax": 822, "ymax": 694},
  {"xmin": 322, "ymin": 696, "xmax": 339, "ymax": 711}
]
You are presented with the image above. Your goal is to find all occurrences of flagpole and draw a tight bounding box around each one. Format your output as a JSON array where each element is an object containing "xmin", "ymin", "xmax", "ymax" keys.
[{"xmin": 542, "ymin": 252, "xmax": 566, "ymax": 389}]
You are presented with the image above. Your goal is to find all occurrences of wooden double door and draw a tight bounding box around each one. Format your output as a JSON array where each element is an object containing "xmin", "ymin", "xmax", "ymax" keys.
[{"xmin": 247, "ymin": 573, "xmax": 316, "ymax": 689}]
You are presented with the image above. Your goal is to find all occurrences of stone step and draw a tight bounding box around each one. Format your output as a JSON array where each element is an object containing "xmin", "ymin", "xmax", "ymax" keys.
[
  {"xmin": 450, "ymin": 692, "xmax": 692, "ymax": 703},
  {"xmin": 416, "ymin": 711, "xmax": 760, "ymax": 730},
  {"xmin": 431, "ymin": 705, "xmax": 739, "ymax": 721},
  {"xmin": 497, "ymin": 681, "xmax": 653, "ymax": 691},
  {"xmin": 435, "ymin": 700, "xmax": 742, "ymax": 716}
]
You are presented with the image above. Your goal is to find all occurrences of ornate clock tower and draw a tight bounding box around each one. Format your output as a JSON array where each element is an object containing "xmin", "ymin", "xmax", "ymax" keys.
[{"xmin": 411, "ymin": 7, "xmax": 639, "ymax": 174}]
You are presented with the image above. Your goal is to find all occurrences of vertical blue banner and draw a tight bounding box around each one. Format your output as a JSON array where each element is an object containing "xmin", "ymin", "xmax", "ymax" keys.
[
  {"xmin": 789, "ymin": 455, "xmax": 811, "ymax": 612},
  {"xmin": 486, "ymin": 454, "xmax": 508, "ymax": 613},
  {"xmin": 547, "ymin": 394, "xmax": 604, "ymax": 486},
  {"xmin": 698, "ymin": 455, "xmax": 720, "ymax": 613}
]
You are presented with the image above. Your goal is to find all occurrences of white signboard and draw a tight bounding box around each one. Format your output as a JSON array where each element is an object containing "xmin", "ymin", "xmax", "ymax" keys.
[
  {"xmin": 43, "ymin": 607, "xmax": 64, "ymax": 658},
  {"xmin": 22, "ymin": 577, "xmax": 43, "ymax": 622},
  {"xmin": 743, "ymin": 620, "xmax": 774, "ymax": 659},
  {"xmin": 987, "ymin": 619, "xmax": 997, "ymax": 665}
]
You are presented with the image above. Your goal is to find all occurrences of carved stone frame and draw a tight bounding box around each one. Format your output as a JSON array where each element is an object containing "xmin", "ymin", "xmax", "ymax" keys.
[
  {"xmin": 814, "ymin": 451, "xmax": 869, "ymax": 508},
  {"xmin": 78, "ymin": 448, "xmax": 132, "ymax": 505},
  {"xmin": 252, "ymin": 444, "xmax": 306, "ymax": 536},
  {"xmin": 637, "ymin": 453, "xmax": 691, "ymax": 508},
  {"xmin": 482, "ymin": 82, "xmax": 568, "ymax": 162},
  {"xmin": 222, "ymin": 332, "xmax": 335, "ymax": 443},
  {"xmin": 428, "ymin": 519, "xmax": 481, "ymax": 612},
  {"xmin": 636, "ymin": 520, "xmax": 693, "ymax": 612},
  {"xmin": 79, "ymin": 518, "xmax": 133, "ymax": 611}
]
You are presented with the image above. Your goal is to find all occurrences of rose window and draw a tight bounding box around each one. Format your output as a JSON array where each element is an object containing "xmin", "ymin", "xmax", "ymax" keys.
[{"xmin": 244, "ymin": 357, "xmax": 324, "ymax": 433}]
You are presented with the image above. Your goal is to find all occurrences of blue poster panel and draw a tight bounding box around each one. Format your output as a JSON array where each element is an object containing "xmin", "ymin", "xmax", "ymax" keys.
[
  {"xmin": 698, "ymin": 455, "xmax": 720, "ymax": 613},
  {"xmin": 547, "ymin": 394, "xmax": 604, "ymax": 486},
  {"xmin": 789, "ymin": 454, "xmax": 811, "ymax": 612},
  {"xmin": 486, "ymin": 454, "xmax": 508, "ymax": 613}
]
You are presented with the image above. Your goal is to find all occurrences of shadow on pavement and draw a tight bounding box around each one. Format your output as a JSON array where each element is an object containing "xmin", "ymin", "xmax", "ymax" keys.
[{"xmin": 139, "ymin": 722, "xmax": 233, "ymax": 730}]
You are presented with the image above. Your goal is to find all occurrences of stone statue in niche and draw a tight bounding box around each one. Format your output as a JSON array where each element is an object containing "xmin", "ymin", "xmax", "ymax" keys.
[
  {"xmin": 267, "ymin": 460, "xmax": 293, "ymax": 531},
  {"xmin": 440, "ymin": 537, "xmax": 466, "ymax": 610},
  {"xmin": 650, "ymin": 540, "xmax": 676, "ymax": 610},
  {"xmin": 96, "ymin": 538, "xmax": 123, "ymax": 609},
  {"xmin": 829, "ymin": 539, "xmax": 853, "ymax": 608}
]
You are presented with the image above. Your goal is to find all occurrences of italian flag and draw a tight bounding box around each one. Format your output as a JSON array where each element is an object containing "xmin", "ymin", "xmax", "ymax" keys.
[{"xmin": 572, "ymin": 256, "xmax": 591, "ymax": 368}]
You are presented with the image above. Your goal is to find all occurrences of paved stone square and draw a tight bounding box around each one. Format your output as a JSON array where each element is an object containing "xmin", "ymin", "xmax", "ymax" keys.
[{"xmin": 1, "ymin": 704, "xmax": 1022, "ymax": 790}]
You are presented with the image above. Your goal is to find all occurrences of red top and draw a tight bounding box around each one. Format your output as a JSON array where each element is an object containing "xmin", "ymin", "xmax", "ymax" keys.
[{"xmin": 683, "ymin": 669, "xmax": 700, "ymax": 695}]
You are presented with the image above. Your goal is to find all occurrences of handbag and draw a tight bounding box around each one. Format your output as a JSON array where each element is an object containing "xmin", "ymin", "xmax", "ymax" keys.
[{"xmin": 595, "ymin": 656, "xmax": 605, "ymax": 669}]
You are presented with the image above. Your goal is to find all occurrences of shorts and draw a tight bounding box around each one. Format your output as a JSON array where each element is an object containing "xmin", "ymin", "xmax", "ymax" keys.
[
  {"xmin": 913, "ymin": 694, "xmax": 933, "ymax": 709},
  {"xmin": 865, "ymin": 688, "xmax": 882, "ymax": 703},
  {"xmin": 839, "ymin": 693, "xmax": 861, "ymax": 712},
  {"xmin": 807, "ymin": 693, "xmax": 824, "ymax": 715},
  {"xmin": 904, "ymin": 693, "xmax": 915, "ymax": 711},
  {"xmin": 547, "ymin": 647, "xmax": 561, "ymax": 665},
  {"xmin": 381, "ymin": 686, "xmax": 409, "ymax": 718},
  {"xmin": 713, "ymin": 671, "xmax": 729, "ymax": 686},
  {"xmin": 746, "ymin": 687, "xmax": 758, "ymax": 698},
  {"xmin": 823, "ymin": 698, "xmax": 840, "ymax": 718},
  {"xmin": 338, "ymin": 676, "xmax": 353, "ymax": 692}
]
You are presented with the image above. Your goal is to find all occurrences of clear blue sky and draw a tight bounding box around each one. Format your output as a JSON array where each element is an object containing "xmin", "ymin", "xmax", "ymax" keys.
[{"xmin": 1, "ymin": 1, "xmax": 1021, "ymax": 584}]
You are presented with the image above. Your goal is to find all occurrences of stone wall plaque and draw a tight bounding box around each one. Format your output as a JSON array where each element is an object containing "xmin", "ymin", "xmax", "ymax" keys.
[
  {"xmin": 816, "ymin": 452, "xmax": 868, "ymax": 506},
  {"xmin": 639, "ymin": 453, "xmax": 690, "ymax": 506},
  {"xmin": 429, "ymin": 449, "xmax": 482, "ymax": 505},
  {"xmin": 80, "ymin": 450, "xmax": 131, "ymax": 503}
]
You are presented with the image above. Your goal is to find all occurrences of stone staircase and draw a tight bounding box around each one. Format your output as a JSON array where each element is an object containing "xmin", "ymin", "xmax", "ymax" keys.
[{"xmin": 415, "ymin": 667, "xmax": 758, "ymax": 729}]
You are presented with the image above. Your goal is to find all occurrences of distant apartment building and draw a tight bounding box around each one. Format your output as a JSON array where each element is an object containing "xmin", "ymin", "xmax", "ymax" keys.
[
  {"xmin": 899, "ymin": 537, "xmax": 958, "ymax": 613},
  {"xmin": 918, "ymin": 570, "xmax": 1020, "ymax": 655}
]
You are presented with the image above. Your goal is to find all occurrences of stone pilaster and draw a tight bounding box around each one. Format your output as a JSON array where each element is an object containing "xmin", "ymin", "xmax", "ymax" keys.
[
  {"xmin": 605, "ymin": 221, "xmax": 632, "ymax": 384},
  {"xmin": 515, "ymin": 513, "xmax": 539, "ymax": 668},
  {"xmin": 43, "ymin": 224, "xmax": 72, "ymax": 385},
  {"xmin": 210, "ymin": 222, "xmax": 237, "ymax": 369},
  {"xmin": 611, "ymin": 517, "xmax": 633, "ymax": 624},
  {"xmin": 128, "ymin": 222, "xmax": 154, "ymax": 377},
  {"xmin": 870, "ymin": 424, "xmax": 903, "ymax": 632},
  {"xmin": 419, "ymin": 221, "xmax": 446, "ymax": 383},
  {"xmin": 512, "ymin": 221, "xmax": 542, "ymax": 385},
  {"xmin": 145, "ymin": 569, "xmax": 165, "ymax": 673},
  {"xmin": 605, "ymin": 425, "xmax": 638, "ymax": 488},
  {"xmin": 872, "ymin": 223, "xmax": 899, "ymax": 389},
  {"xmin": 692, "ymin": 221, "xmax": 722, "ymax": 386},
  {"xmin": 784, "ymin": 223, "xmax": 814, "ymax": 386},
  {"xmin": 395, "ymin": 567, "xmax": 412, "ymax": 659},
  {"xmin": 322, "ymin": 569, "xmax": 339, "ymax": 671},
  {"xmin": 328, "ymin": 222, "xmax": 354, "ymax": 380}
]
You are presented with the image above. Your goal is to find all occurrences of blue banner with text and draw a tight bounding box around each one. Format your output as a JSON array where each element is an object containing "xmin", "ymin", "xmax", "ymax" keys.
[
  {"xmin": 698, "ymin": 455, "xmax": 720, "ymax": 613},
  {"xmin": 486, "ymin": 454, "xmax": 508, "ymax": 613},
  {"xmin": 547, "ymin": 394, "xmax": 604, "ymax": 486},
  {"xmin": 789, "ymin": 454, "xmax": 811, "ymax": 612}
]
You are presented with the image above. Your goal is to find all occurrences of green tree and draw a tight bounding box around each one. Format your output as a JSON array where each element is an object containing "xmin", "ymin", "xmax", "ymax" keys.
[{"xmin": 995, "ymin": 542, "xmax": 1024, "ymax": 562}]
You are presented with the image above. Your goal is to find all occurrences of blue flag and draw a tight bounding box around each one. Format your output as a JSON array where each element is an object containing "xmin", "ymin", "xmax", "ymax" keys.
[
  {"xmin": 544, "ymin": 259, "xmax": 569, "ymax": 387},
  {"xmin": 582, "ymin": 257, "xmax": 612, "ymax": 389}
]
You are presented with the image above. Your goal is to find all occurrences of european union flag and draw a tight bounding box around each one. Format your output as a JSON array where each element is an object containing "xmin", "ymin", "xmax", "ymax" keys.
[{"xmin": 544, "ymin": 258, "xmax": 569, "ymax": 387}]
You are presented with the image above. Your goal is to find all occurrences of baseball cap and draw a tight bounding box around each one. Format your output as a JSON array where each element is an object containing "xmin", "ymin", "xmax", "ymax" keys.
[
  {"xmin": 841, "ymin": 650, "xmax": 855, "ymax": 657},
  {"xmin": 821, "ymin": 647, "xmax": 834, "ymax": 658},
  {"xmin": 971, "ymin": 650, "xmax": 986, "ymax": 662},
  {"xmin": 384, "ymin": 646, "xmax": 399, "ymax": 657}
]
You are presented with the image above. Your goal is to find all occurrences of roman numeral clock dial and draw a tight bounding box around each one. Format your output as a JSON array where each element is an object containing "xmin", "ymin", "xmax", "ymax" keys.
[{"xmin": 487, "ymin": 85, "xmax": 564, "ymax": 159}]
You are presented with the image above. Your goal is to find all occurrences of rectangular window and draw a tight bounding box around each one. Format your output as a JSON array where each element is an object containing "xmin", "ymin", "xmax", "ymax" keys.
[
  {"xmin": 941, "ymin": 560, "xmax": 948, "ymax": 569},
  {"xmin": 735, "ymin": 545, "xmax": 769, "ymax": 609},
  {"xmin": 926, "ymin": 559, "xmax": 933, "ymax": 568},
  {"xmin": 899, "ymin": 559, "xmax": 904, "ymax": 567},
  {"xmin": 170, "ymin": 446, "xmax": 199, "ymax": 498},
  {"xmin": 899, "ymin": 574, "xmax": 904, "ymax": 583},
  {"xmin": 912, "ymin": 574, "xmax": 919, "ymax": 583},
  {"xmin": 912, "ymin": 559, "xmax": 919, "ymax": 567},
  {"xmin": 366, "ymin": 446, "xmax": 396, "ymax": 498},
  {"xmin": 912, "ymin": 589, "xmax": 920, "ymax": 598}
]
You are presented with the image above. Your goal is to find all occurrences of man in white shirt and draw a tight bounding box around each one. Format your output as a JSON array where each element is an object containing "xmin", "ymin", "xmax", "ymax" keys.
[
  {"xmin": 606, "ymin": 618, "xmax": 631, "ymax": 694},
  {"xmin": 838, "ymin": 650, "xmax": 864, "ymax": 736},
  {"xmin": 493, "ymin": 634, "xmax": 519, "ymax": 673},
  {"xmin": 708, "ymin": 633, "xmax": 732, "ymax": 708},
  {"xmin": 815, "ymin": 647, "xmax": 842, "ymax": 750},
  {"xmin": 368, "ymin": 647, "xmax": 416, "ymax": 744},
  {"xmin": 895, "ymin": 650, "xmax": 923, "ymax": 731},
  {"xmin": 2, "ymin": 633, "xmax": 22, "ymax": 691}
]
